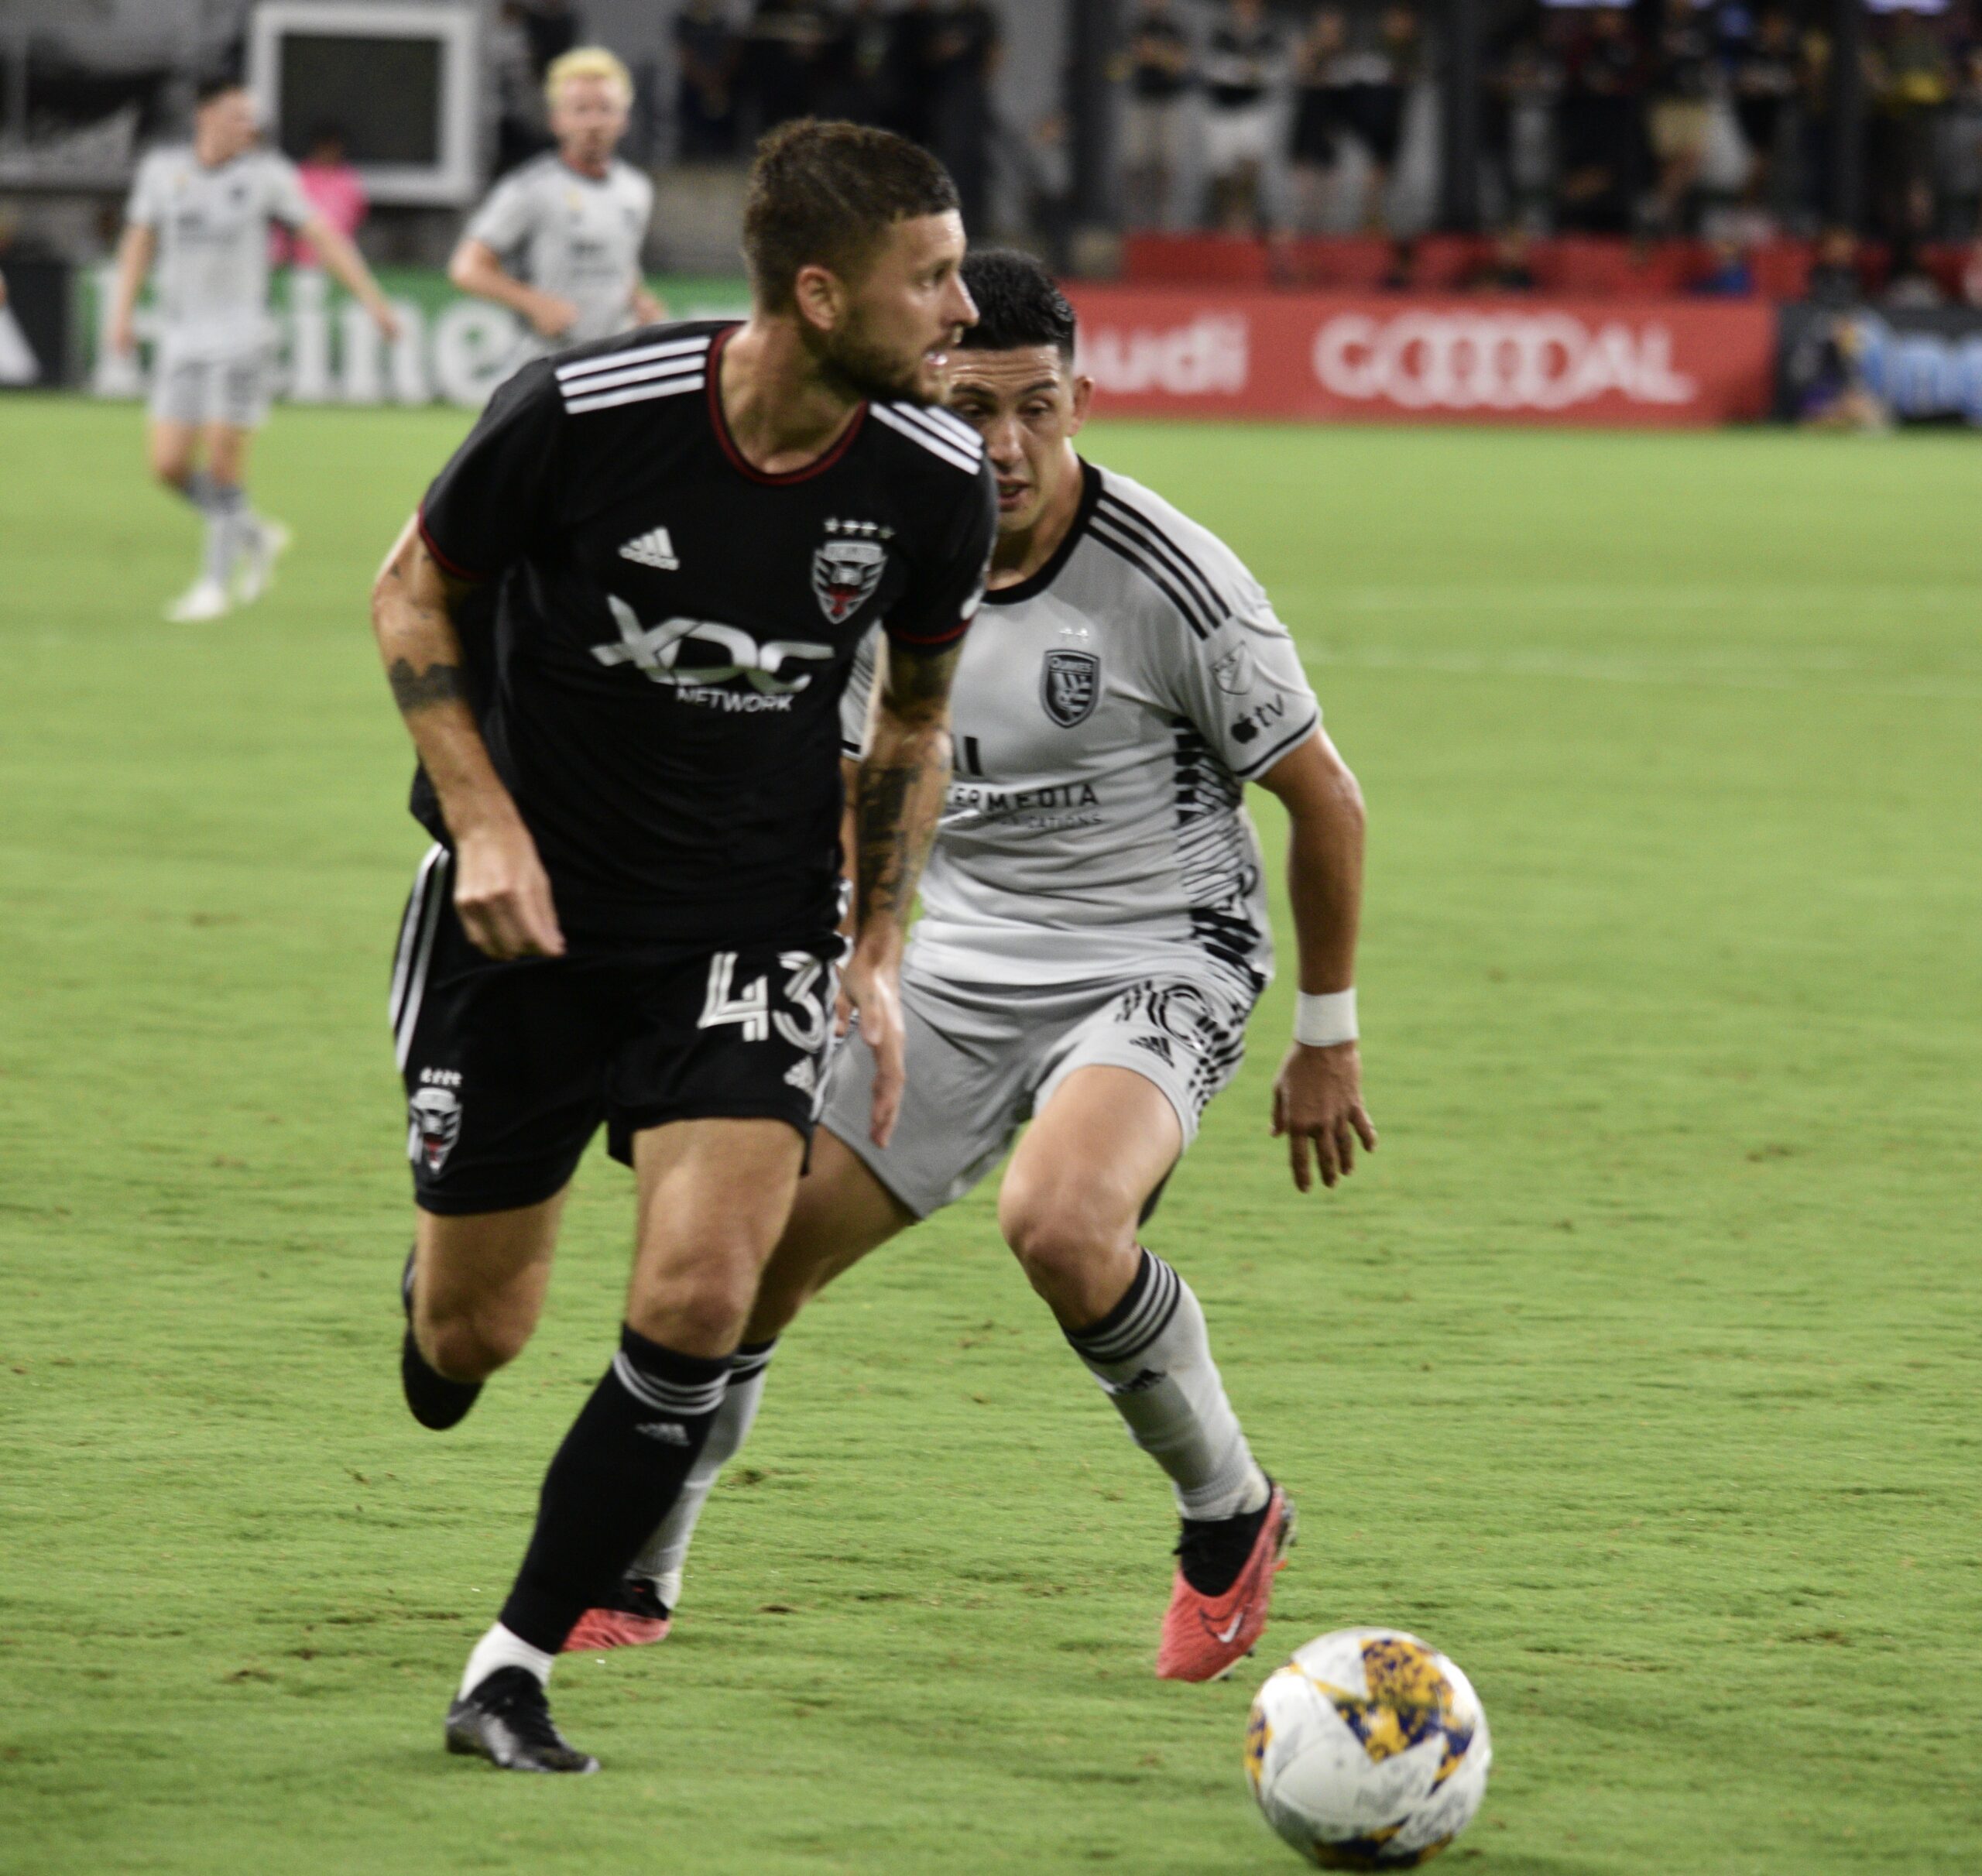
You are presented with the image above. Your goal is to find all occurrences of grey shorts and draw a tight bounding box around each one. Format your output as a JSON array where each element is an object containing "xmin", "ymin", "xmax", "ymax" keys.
[
  {"xmin": 149, "ymin": 350, "xmax": 271, "ymax": 428},
  {"xmin": 822, "ymin": 962, "xmax": 1260, "ymax": 1219}
]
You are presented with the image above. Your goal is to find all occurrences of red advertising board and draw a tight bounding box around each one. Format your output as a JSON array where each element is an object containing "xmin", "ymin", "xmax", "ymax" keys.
[{"xmin": 1063, "ymin": 286, "xmax": 1776, "ymax": 427}]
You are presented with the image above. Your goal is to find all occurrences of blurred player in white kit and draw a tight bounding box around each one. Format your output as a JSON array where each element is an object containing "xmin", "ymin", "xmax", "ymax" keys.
[
  {"xmin": 108, "ymin": 75, "xmax": 401, "ymax": 622},
  {"xmin": 448, "ymin": 48, "xmax": 664, "ymax": 378}
]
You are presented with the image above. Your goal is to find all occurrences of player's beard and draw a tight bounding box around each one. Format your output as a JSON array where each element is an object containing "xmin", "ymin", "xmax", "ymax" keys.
[{"xmin": 811, "ymin": 310, "xmax": 935, "ymax": 407}]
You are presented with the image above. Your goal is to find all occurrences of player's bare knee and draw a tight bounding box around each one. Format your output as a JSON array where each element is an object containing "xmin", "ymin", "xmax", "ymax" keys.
[
  {"xmin": 1000, "ymin": 1186, "xmax": 1128, "ymax": 1294},
  {"xmin": 628, "ymin": 1250, "xmax": 760, "ymax": 1353},
  {"xmin": 420, "ymin": 1308, "xmax": 530, "ymax": 1384}
]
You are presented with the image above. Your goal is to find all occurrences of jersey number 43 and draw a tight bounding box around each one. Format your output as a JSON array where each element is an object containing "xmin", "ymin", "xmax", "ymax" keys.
[{"xmin": 698, "ymin": 952, "xmax": 832, "ymax": 1051}]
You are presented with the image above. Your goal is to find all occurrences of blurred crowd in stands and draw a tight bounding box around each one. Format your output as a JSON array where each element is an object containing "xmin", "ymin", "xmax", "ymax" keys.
[
  {"xmin": 1121, "ymin": 0, "xmax": 1982, "ymax": 252},
  {"xmin": 482, "ymin": 0, "xmax": 1982, "ymax": 295},
  {"xmin": 9, "ymin": 0, "xmax": 1979, "ymax": 314}
]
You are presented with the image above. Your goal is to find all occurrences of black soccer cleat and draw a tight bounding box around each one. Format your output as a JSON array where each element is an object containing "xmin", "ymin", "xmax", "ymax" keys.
[
  {"xmin": 445, "ymin": 1667, "xmax": 598, "ymax": 1774},
  {"xmin": 400, "ymin": 1249, "xmax": 482, "ymax": 1431}
]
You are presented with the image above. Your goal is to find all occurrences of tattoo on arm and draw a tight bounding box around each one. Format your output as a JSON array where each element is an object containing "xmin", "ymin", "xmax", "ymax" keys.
[
  {"xmin": 880, "ymin": 640, "xmax": 963, "ymax": 719},
  {"xmin": 854, "ymin": 640, "xmax": 962, "ymax": 932},
  {"xmin": 856, "ymin": 761, "xmax": 920, "ymax": 928},
  {"xmin": 387, "ymin": 657, "xmax": 469, "ymax": 714}
]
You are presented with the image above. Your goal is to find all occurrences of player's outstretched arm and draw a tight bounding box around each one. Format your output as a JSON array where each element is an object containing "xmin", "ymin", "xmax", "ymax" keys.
[
  {"xmin": 371, "ymin": 516, "xmax": 564, "ymax": 960},
  {"xmin": 1256, "ymin": 727, "xmax": 1377, "ymax": 1192},
  {"xmin": 842, "ymin": 636, "xmax": 962, "ymax": 1147},
  {"xmin": 447, "ymin": 237, "xmax": 579, "ymax": 339},
  {"xmin": 302, "ymin": 216, "xmax": 401, "ymax": 341}
]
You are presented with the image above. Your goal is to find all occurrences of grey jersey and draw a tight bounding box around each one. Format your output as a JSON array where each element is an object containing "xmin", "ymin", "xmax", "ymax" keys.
[
  {"xmin": 125, "ymin": 146, "xmax": 314, "ymax": 358},
  {"xmin": 843, "ymin": 461, "xmax": 1320, "ymax": 993},
  {"xmin": 464, "ymin": 155, "xmax": 653, "ymax": 348}
]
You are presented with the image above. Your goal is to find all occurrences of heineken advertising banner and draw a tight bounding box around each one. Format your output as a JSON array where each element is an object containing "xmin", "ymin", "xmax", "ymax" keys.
[
  {"xmin": 1777, "ymin": 303, "xmax": 1982, "ymax": 426},
  {"xmin": 82, "ymin": 265, "xmax": 750, "ymax": 409}
]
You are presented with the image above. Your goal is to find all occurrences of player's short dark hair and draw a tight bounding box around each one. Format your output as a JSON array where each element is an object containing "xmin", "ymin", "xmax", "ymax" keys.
[
  {"xmin": 193, "ymin": 70, "xmax": 246, "ymax": 107},
  {"xmin": 742, "ymin": 119, "xmax": 960, "ymax": 312},
  {"xmin": 958, "ymin": 249, "xmax": 1078, "ymax": 361}
]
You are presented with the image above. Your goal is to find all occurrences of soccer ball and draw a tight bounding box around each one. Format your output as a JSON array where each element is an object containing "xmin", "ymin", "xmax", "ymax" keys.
[{"xmin": 1244, "ymin": 1628, "xmax": 1492, "ymax": 1868}]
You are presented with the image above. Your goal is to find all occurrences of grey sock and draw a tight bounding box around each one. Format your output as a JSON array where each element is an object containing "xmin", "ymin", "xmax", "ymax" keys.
[
  {"xmin": 200, "ymin": 480, "xmax": 249, "ymax": 588},
  {"xmin": 629, "ymin": 1338, "xmax": 777, "ymax": 1602},
  {"xmin": 1065, "ymin": 1248, "xmax": 1267, "ymax": 1523}
]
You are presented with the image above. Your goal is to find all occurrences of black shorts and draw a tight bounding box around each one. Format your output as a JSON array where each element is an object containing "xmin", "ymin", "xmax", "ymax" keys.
[{"xmin": 389, "ymin": 845, "xmax": 842, "ymax": 1216}]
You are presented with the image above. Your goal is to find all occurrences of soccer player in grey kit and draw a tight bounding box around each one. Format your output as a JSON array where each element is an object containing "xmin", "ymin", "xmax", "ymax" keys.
[
  {"xmin": 108, "ymin": 75, "xmax": 400, "ymax": 621},
  {"xmin": 582, "ymin": 250, "xmax": 1378, "ymax": 1685},
  {"xmin": 448, "ymin": 47, "xmax": 665, "ymax": 379}
]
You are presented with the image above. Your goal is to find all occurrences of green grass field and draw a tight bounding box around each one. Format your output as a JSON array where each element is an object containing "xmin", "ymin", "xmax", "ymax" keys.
[{"xmin": 2, "ymin": 396, "xmax": 1977, "ymax": 1875}]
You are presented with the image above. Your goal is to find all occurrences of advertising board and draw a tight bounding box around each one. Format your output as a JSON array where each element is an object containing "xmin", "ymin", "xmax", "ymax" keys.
[{"xmin": 1065, "ymin": 286, "xmax": 1778, "ymax": 427}]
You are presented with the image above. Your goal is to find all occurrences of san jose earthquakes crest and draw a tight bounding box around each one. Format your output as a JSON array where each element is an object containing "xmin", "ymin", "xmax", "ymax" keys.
[
  {"xmin": 811, "ymin": 518, "xmax": 892, "ymax": 624},
  {"xmin": 1041, "ymin": 648, "xmax": 1100, "ymax": 727}
]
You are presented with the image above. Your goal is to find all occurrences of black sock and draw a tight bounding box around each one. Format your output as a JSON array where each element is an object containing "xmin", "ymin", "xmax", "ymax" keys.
[{"xmin": 499, "ymin": 1325, "xmax": 732, "ymax": 1652}]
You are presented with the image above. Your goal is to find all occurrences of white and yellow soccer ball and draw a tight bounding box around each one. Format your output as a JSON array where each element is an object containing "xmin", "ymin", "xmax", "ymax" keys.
[{"xmin": 1244, "ymin": 1628, "xmax": 1492, "ymax": 1868}]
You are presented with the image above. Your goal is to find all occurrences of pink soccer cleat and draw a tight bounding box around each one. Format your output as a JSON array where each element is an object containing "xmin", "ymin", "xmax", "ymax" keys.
[
  {"xmin": 1156, "ymin": 1484, "xmax": 1295, "ymax": 1682},
  {"xmin": 563, "ymin": 1577, "xmax": 673, "ymax": 1653}
]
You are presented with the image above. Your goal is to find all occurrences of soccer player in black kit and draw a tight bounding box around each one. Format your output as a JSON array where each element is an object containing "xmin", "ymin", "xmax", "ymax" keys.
[{"xmin": 369, "ymin": 121, "xmax": 995, "ymax": 1773}]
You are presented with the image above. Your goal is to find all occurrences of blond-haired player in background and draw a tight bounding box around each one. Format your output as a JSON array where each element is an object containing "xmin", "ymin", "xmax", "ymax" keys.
[
  {"xmin": 448, "ymin": 48, "xmax": 664, "ymax": 379},
  {"xmin": 108, "ymin": 74, "xmax": 400, "ymax": 622}
]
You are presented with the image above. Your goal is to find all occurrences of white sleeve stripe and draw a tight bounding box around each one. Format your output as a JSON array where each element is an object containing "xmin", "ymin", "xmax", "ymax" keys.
[
  {"xmin": 1096, "ymin": 492, "xmax": 1231, "ymax": 626},
  {"xmin": 917, "ymin": 403, "xmax": 982, "ymax": 450},
  {"xmin": 556, "ymin": 335, "xmax": 712, "ymax": 382},
  {"xmin": 554, "ymin": 355, "xmax": 705, "ymax": 398},
  {"xmin": 869, "ymin": 403, "xmax": 981, "ymax": 474},
  {"xmin": 879, "ymin": 400, "xmax": 986, "ymax": 461},
  {"xmin": 563, "ymin": 375, "xmax": 706, "ymax": 413},
  {"xmin": 880, "ymin": 400, "xmax": 986, "ymax": 461}
]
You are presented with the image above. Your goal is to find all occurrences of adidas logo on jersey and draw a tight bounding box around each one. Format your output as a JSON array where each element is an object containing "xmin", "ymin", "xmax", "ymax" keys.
[
  {"xmin": 784, "ymin": 1057, "xmax": 817, "ymax": 1094},
  {"xmin": 619, "ymin": 526, "xmax": 679, "ymax": 571}
]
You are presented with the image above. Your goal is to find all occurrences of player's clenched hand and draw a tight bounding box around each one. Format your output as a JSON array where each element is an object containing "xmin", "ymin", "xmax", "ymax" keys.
[
  {"xmin": 840, "ymin": 948, "xmax": 905, "ymax": 1147},
  {"xmin": 530, "ymin": 293, "xmax": 581, "ymax": 338},
  {"xmin": 452, "ymin": 816, "xmax": 566, "ymax": 960},
  {"xmin": 1271, "ymin": 1041, "xmax": 1377, "ymax": 1194}
]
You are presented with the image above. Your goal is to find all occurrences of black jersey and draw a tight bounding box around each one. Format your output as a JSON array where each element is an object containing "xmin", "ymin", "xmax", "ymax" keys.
[{"xmin": 414, "ymin": 320, "xmax": 997, "ymax": 949}]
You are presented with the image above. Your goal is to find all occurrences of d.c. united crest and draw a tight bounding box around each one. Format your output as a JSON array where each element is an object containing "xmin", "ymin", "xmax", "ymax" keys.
[
  {"xmin": 1041, "ymin": 648, "xmax": 1100, "ymax": 727},
  {"xmin": 811, "ymin": 520, "xmax": 890, "ymax": 623},
  {"xmin": 407, "ymin": 1084, "xmax": 462, "ymax": 1174}
]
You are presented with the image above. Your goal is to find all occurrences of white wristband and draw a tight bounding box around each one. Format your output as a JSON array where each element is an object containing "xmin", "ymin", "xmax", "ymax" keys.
[{"xmin": 1294, "ymin": 989, "xmax": 1357, "ymax": 1048}]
